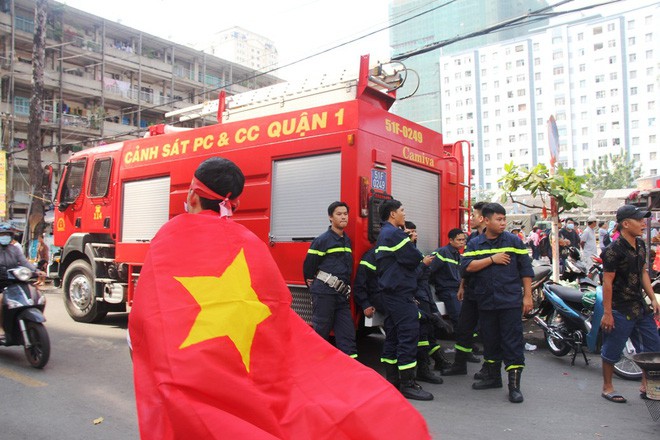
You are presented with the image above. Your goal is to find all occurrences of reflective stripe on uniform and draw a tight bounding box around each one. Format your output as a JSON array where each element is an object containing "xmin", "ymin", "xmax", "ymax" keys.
[
  {"xmin": 463, "ymin": 247, "xmax": 528, "ymax": 257},
  {"xmin": 359, "ymin": 260, "xmax": 376, "ymax": 271},
  {"xmin": 455, "ymin": 344, "xmax": 473, "ymax": 353},
  {"xmin": 505, "ymin": 364, "xmax": 524, "ymax": 371},
  {"xmin": 349, "ymin": 354, "xmax": 358, "ymax": 359},
  {"xmin": 398, "ymin": 361, "xmax": 417, "ymax": 370},
  {"xmin": 307, "ymin": 247, "xmax": 352, "ymax": 256},
  {"xmin": 380, "ymin": 357, "xmax": 398, "ymax": 365},
  {"xmin": 375, "ymin": 237, "xmax": 411, "ymax": 254},
  {"xmin": 429, "ymin": 345, "xmax": 441, "ymax": 356},
  {"xmin": 418, "ymin": 340, "xmax": 430, "ymax": 347},
  {"xmin": 432, "ymin": 252, "xmax": 459, "ymax": 265}
]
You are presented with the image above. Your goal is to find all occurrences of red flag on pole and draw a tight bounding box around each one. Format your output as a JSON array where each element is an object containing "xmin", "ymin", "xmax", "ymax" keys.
[{"xmin": 129, "ymin": 212, "xmax": 431, "ymax": 440}]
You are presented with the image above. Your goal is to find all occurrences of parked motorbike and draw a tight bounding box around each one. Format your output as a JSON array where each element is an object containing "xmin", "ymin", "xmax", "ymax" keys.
[
  {"xmin": 534, "ymin": 283, "xmax": 642, "ymax": 380},
  {"xmin": 0, "ymin": 266, "xmax": 50, "ymax": 368}
]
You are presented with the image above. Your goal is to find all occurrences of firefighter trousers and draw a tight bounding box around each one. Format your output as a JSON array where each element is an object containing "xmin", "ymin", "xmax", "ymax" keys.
[
  {"xmin": 311, "ymin": 292, "xmax": 357, "ymax": 357},
  {"xmin": 479, "ymin": 307, "xmax": 525, "ymax": 369},
  {"xmin": 453, "ymin": 296, "xmax": 479, "ymax": 354},
  {"xmin": 381, "ymin": 292, "xmax": 419, "ymax": 370}
]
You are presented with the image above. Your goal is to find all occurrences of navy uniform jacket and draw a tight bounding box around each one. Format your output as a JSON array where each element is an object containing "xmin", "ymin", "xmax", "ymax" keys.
[
  {"xmin": 415, "ymin": 262, "xmax": 440, "ymax": 313},
  {"xmin": 353, "ymin": 247, "xmax": 379, "ymax": 311},
  {"xmin": 375, "ymin": 222, "xmax": 423, "ymax": 295},
  {"xmin": 303, "ymin": 227, "xmax": 353, "ymax": 295},
  {"xmin": 429, "ymin": 244, "xmax": 462, "ymax": 291},
  {"xmin": 460, "ymin": 231, "xmax": 534, "ymax": 310}
]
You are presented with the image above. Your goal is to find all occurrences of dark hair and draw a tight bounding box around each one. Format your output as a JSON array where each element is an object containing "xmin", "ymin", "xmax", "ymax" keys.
[
  {"xmin": 405, "ymin": 221, "xmax": 416, "ymax": 230},
  {"xmin": 598, "ymin": 221, "xmax": 605, "ymax": 227},
  {"xmin": 473, "ymin": 201, "xmax": 486, "ymax": 211},
  {"xmin": 565, "ymin": 217, "xmax": 575, "ymax": 223},
  {"xmin": 380, "ymin": 199, "xmax": 402, "ymax": 222},
  {"xmin": 448, "ymin": 228, "xmax": 464, "ymax": 240},
  {"xmin": 481, "ymin": 202, "xmax": 506, "ymax": 219},
  {"xmin": 195, "ymin": 157, "xmax": 245, "ymax": 212},
  {"xmin": 327, "ymin": 201, "xmax": 349, "ymax": 217}
]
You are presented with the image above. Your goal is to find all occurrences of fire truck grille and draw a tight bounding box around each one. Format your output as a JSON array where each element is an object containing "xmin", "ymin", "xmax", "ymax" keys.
[{"xmin": 289, "ymin": 285, "xmax": 313, "ymax": 325}]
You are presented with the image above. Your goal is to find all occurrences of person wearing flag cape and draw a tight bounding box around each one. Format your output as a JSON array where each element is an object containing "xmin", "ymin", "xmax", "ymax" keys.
[{"xmin": 129, "ymin": 157, "xmax": 431, "ymax": 439}]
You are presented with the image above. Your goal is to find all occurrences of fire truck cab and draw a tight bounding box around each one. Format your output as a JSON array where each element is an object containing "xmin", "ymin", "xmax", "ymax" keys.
[{"xmin": 52, "ymin": 55, "xmax": 468, "ymax": 323}]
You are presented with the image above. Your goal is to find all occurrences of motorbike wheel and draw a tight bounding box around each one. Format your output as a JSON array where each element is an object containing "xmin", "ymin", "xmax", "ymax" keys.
[
  {"xmin": 613, "ymin": 338, "xmax": 642, "ymax": 381},
  {"xmin": 23, "ymin": 321, "xmax": 50, "ymax": 369},
  {"xmin": 529, "ymin": 286, "xmax": 544, "ymax": 316},
  {"xmin": 545, "ymin": 312, "xmax": 572, "ymax": 357},
  {"xmin": 63, "ymin": 260, "xmax": 107, "ymax": 323}
]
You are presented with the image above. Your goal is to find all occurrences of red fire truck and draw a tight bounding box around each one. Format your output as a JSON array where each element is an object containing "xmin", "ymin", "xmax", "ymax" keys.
[{"xmin": 51, "ymin": 55, "xmax": 468, "ymax": 323}]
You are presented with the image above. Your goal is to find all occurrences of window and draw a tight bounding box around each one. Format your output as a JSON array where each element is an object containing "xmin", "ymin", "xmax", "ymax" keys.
[
  {"xmin": 598, "ymin": 139, "xmax": 607, "ymax": 147},
  {"xmin": 607, "ymin": 23, "xmax": 615, "ymax": 31},
  {"xmin": 582, "ymin": 127, "xmax": 588, "ymax": 135},
  {"xmin": 89, "ymin": 158, "xmax": 113, "ymax": 198},
  {"xmin": 485, "ymin": 169, "xmax": 491, "ymax": 176},
  {"xmin": 651, "ymin": 152, "xmax": 657, "ymax": 160},
  {"xmin": 595, "ymin": 75, "xmax": 604, "ymax": 83},
  {"xmin": 651, "ymin": 135, "xmax": 657, "ymax": 144},
  {"xmin": 630, "ymin": 70, "xmax": 637, "ymax": 79},
  {"xmin": 518, "ymin": 104, "xmax": 526, "ymax": 111},
  {"xmin": 579, "ymin": 64, "xmax": 586, "ymax": 72},
  {"xmin": 632, "ymin": 137, "xmax": 639, "ymax": 145},
  {"xmin": 629, "ymin": 53, "xmax": 637, "ymax": 62},
  {"xmin": 631, "ymin": 87, "xmax": 638, "ymax": 95},
  {"xmin": 594, "ymin": 43, "xmax": 603, "ymax": 51},
  {"xmin": 628, "ymin": 37, "xmax": 636, "ymax": 45},
  {"xmin": 593, "ymin": 26, "xmax": 603, "ymax": 35},
  {"xmin": 631, "ymin": 104, "xmax": 638, "ymax": 112},
  {"xmin": 538, "ymin": 133, "xmax": 544, "ymax": 141},
  {"xmin": 609, "ymin": 72, "xmax": 617, "ymax": 80},
  {"xmin": 497, "ymin": 152, "xmax": 503, "ymax": 160},
  {"xmin": 632, "ymin": 120, "xmax": 639, "ymax": 129},
  {"xmin": 582, "ymin": 143, "xmax": 589, "ymax": 151},
  {"xmin": 484, "ymin": 154, "xmax": 491, "ymax": 161},
  {"xmin": 646, "ymin": 50, "xmax": 653, "ymax": 60},
  {"xmin": 633, "ymin": 154, "xmax": 640, "ymax": 161},
  {"xmin": 609, "ymin": 56, "xmax": 616, "ymax": 64},
  {"xmin": 556, "ymin": 97, "xmax": 565, "ymax": 106},
  {"xmin": 596, "ymin": 90, "xmax": 605, "ymax": 98},
  {"xmin": 60, "ymin": 160, "xmax": 86, "ymax": 204}
]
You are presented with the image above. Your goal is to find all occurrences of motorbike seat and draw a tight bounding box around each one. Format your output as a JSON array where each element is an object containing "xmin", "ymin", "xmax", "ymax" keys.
[
  {"xmin": 532, "ymin": 265, "xmax": 552, "ymax": 282},
  {"xmin": 546, "ymin": 284, "xmax": 584, "ymax": 304}
]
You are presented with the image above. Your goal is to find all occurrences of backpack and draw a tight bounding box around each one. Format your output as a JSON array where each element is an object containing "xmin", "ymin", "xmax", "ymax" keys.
[{"xmin": 602, "ymin": 233, "xmax": 611, "ymax": 247}]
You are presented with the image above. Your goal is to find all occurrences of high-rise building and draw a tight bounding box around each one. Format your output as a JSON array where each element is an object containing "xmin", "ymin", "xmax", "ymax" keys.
[
  {"xmin": 440, "ymin": 2, "xmax": 659, "ymax": 191},
  {"xmin": 196, "ymin": 27, "xmax": 278, "ymax": 72},
  {"xmin": 0, "ymin": 0, "xmax": 280, "ymax": 219},
  {"xmin": 389, "ymin": 0, "xmax": 549, "ymax": 131}
]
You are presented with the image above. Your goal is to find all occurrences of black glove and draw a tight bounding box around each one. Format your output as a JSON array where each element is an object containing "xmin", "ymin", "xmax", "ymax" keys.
[{"xmin": 430, "ymin": 312, "xmax": 453, "ymax": 334}]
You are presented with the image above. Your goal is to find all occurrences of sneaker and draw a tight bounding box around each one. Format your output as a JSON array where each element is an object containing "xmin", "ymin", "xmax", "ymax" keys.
[{"xmin": 524, "ymin": 342, "xmax": 537, "ymax": 351}]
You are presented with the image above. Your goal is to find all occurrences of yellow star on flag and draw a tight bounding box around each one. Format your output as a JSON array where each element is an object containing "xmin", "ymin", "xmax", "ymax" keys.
[{"xmin": 176, "ymin": 248, "xmax": 271, "ymax": 372}]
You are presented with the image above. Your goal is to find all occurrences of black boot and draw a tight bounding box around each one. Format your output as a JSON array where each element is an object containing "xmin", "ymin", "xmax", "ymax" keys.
[
  {"xmin": 472, "ymin": 362, "xmax": 503, "ymax": 390},
  {"xmin": 384, "ymin": 363, "xmax": 400, "ymax": 388},
  {"xmin": 400, "ymin": 368, "xmax": 434, "ymax": 401},
  {"xmin": 473, "ymin": 362, "xmax": 488, "ymax": 380},
  {"xmin": 431, "ymin": 348, "xmax": 452, "ymax": 371},
  {"xmin": 508, "ymin": 368, "xmax": 524, "ymax": 403},
  {"xmin": 416, "ymin": 352, "xmax": 443, "ymax": 384},
  {"xmin": 441, "ymin": 351, "xmax": 468, "ymax": 376},
  {"xmin": 465, "ymin": 351, "xmax": 481, "ymax": 363}
]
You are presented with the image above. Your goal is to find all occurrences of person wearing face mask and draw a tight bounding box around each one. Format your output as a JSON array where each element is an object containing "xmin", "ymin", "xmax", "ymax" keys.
[
  {"xmin": 0, "ymin": 223, "xmax": 40, "ymax": 340},
  {"xmin": 558, "ymin": 217, "xmax": 580, "ymax": 268}
]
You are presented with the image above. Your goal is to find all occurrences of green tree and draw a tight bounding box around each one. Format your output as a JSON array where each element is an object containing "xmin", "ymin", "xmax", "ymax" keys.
[
  {"xmin": 584, "ymin": 150, "xmax": 641, "ymax": 190},
  {"xmin": 499, "ymin": 162, "xmax": 592, "ymax": 214}
]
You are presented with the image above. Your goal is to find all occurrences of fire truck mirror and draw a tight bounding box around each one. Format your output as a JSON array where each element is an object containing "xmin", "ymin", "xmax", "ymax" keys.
[{"xmin": 367, "ymin": 192, "xmax": 393, "ymax": 243}]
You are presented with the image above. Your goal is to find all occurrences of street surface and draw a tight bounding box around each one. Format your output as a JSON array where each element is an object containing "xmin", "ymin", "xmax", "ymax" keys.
[{"xmin": 1, "ymin": 287, "xmax": 658, "ymax": 439}]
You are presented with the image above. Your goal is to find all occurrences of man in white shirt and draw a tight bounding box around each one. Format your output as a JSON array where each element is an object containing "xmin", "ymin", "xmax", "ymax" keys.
[{"xmin": 580, "ymin": 216, "xmax": 599, "ymax": 269}]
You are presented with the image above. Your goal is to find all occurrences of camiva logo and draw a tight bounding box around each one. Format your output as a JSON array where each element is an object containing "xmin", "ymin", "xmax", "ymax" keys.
[{"xmin": 402, "ymin": 146, "xmax": 435, "ymax": 167}]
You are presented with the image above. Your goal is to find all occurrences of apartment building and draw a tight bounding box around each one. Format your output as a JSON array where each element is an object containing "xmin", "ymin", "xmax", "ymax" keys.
[
  {"xmin": 197, "ymin": 26, "xmax": 278, "ymax": 72},
  {"xmin": 0, "ymin": 0, "xmax": 280, "ymax": 218},
  {"xmin": 440, "ymin": 2, "xmax": 659, "ymax": 191}
]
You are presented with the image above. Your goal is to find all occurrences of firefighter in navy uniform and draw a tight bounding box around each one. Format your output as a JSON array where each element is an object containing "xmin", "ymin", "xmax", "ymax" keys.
[
  {"xmin": 303, "ymin": 201, "xmax": 357, "ymax": 358},
  {"xmin": 404, "ymin": 221, "xmax": 451, "ymax": 384},
  {"xmin": 376, "ymin": 200, "xmax": 435, "ymax": 401},
  {"xmin": 441, "ymin": 203, "xmax": 485, "ymax": 376},
  {"xmin": 353, "ymin": 246, "xmax": 382, "ymax": 323},
  {"xmin": 461, "ymin": 203, "xmax": 534, "ymax": 403}
]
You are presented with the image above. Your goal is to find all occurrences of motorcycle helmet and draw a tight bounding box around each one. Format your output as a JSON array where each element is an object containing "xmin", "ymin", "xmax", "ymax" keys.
[
  {"xmin": 567, "ymin": 246, "xmax": 581, "ymax": 261},
  {"xmin": 0, "ymin": 222, "xmax": 13, "ymax": 246}
]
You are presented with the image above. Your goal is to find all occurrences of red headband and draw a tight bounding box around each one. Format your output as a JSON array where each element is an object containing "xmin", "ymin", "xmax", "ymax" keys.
[{"xmin": 189, "ymin": 176, "xmax": 238, "ymax": 214}]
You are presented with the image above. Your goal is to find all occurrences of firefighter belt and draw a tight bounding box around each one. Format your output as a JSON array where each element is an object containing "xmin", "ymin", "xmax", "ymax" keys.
[{"xmin": 316, "ymin": 270, "xmax": 351, "ymax": 300}]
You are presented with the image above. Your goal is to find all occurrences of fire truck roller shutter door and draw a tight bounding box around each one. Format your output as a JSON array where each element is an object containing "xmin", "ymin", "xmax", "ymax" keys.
[
  {"xmin": 391, "ymin": 162, "xmax": 439, "ymax": 255},
  {"xmin": 270, "ymin": 153, "xmax": 341, "ymax": 242},
  {"xmin": 122, "ymin": 177, "xmax": 171, "ymax": 243}
]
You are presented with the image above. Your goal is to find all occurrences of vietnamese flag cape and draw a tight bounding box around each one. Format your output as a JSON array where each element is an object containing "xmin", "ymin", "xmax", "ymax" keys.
[{"xmin": 129, "ymin": 211, "xmax": 431, "ymax": 440}]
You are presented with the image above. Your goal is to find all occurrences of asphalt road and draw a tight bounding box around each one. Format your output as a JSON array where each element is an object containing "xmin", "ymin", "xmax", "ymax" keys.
[{"xmin": 1, "ymin": 287, "xmax": 658, "ymax": 439}]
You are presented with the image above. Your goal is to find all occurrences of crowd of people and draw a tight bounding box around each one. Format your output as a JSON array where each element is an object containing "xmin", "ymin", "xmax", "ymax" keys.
[
  {"xmin": 304, "ymin": 199, "xmax": 535, "ymax": 403},
  {"xmin": 304, "ymin": 199, "xmax": 660, "ymax": 406}
]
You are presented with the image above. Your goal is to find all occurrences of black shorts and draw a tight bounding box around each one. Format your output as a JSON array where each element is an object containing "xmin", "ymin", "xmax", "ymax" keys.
[{"xmin": 37, "ymin": 259, "xmax": 48, "ymax": 271}]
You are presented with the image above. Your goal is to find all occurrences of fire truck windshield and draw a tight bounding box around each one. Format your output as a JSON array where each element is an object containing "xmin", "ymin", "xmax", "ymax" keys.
[{"xmin": 59, "ymin": 160, "xmax": 86, "ymax": 209}]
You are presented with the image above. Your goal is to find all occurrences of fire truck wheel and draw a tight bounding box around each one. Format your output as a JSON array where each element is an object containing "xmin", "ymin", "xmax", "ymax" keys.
[{"xmin": 63, "ymin": 260, "xmax": 107, "ymax": 323}]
